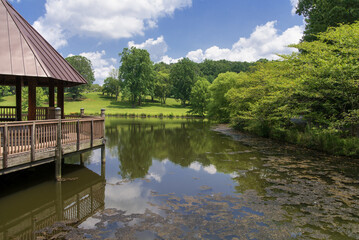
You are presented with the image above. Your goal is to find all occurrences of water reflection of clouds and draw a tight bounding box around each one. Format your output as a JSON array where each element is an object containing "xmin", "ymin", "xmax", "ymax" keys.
[
  {"xmin": 145, "ymin": 159, "xmax": 168, "ymax": 183},
  {"xmin": 189, "ymin": 161, "xmax": 218, "ymax": 175},
  {"xmin": 105, "ymin": 177, "xmax": 158, "ymax": 215},
  {"xmin": 78, "ymin": 214, "xmax": 102, "ymax": 229}
]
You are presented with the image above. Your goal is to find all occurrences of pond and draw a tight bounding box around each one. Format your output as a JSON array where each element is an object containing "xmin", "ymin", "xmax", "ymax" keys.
[{"xmin": 0, "ymin": 118, "xmax": 358, "ymax": 239}]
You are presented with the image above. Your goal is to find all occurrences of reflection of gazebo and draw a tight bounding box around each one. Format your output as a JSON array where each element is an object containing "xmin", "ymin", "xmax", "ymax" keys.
[{"xmin": 0, "ymin": 0, "xmax": 87, "ymax": 120}]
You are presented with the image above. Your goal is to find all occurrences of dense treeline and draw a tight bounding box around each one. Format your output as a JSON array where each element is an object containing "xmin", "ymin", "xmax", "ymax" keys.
[
  {"xmin": 102, "ymin": 50, "xmax": 255, "ymax": 113},
  {"xmin": 210, "ymin": 22, "xmax": 359, "ymax": 156}
]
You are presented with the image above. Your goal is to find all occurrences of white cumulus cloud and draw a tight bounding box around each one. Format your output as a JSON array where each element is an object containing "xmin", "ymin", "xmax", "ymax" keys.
[
  {"xmin": 33, "ymin": 0, "xmax": 192, "ymax": 49},
  {"xmin": 186, "ymin": 21, "xmax": 304, "ymax": 62},
  {"xmin": 290, "ymin": 0, "xmax": 299, "ymax": 15},
  {"xmin": 128, "ymin": 36, "xmax": 168, "ymax": 62},
  {"xmin": 68, "ymin": 50, "xmax": 117, "ymax": 85}
]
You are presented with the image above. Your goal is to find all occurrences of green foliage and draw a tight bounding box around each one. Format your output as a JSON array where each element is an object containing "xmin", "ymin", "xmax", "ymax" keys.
[
  {"xmin": 21, "ymin": 87, "xmax": 46, "ymax": 110},
  {"xmin": 65, "ymin": 55, "xmax": 95, "ymax": 100},
  {"xmin": 0, "ymin": 86, "xmax": 11, "ymax": 97},
  {"xmin": 287, "ymin": 22, "xmax": 359, "ymax": 127},
  {"xmin": 154, "ymin": 71, "xmax": 171, "ymax": 104},
  {"xmin": 189, "ymin": 77, "xmax": 211, "ymax": 116},
  {"xmin": 89, "ymin": 84, "xmax": 102, "ymax": 93},
  {"xmin": 208, "ymin": 72, "xmax": 245, "ymax": 122},
  {"xmin": 296, "ymin": 0, "xmax": 359, "ymax": 41},
  {"xmin": 208, "ymin": 22, "xmax": 359, "ymax": 156},
  {"xmin": 170, "ymin": 58, "xmax": 199, "ymax": 106},
  {"xmin": 198, "ymin": 59, "xmax": 253, "ymax": 83},
  {"xmin": 102, "ymin": 77, "xmax": 121, "ymax": 100},
  {"xmin": 119, "ymin": 47, "xmax": 154, "ymax": 106}
]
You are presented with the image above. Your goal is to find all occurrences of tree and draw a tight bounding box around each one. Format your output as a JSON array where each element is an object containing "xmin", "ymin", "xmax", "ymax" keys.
[
  {"xmin": 296, "ymin": 0, "xmax": 359, "ymax": 41},
  {"xmin": 21, "ymin": 87, "xmax": 46, "ymax": 111},
  {"xmin": 208, "ymin": 72, "xmax": 243, "ymax": 122},
  {"xmin": 154, "ymin": 71, "xmax": 171, "ymax": 104},
  {"xmin": 119, "ymin": 47, "xmax": 154, "ymax": 106},
  {"xmin": 189, "ymin": 77, "xmax": 211, "ymax": 116},
  {"xmin": 102, "ymin": 69, "xmax": 121, "ymax": 100},
  {"xmin": 170, "ymin": 58, "xmax": 198, "ymax": 106},
  {"xmin": 65, "ymin": 55, "xmax": 95, "ymax": 100}
]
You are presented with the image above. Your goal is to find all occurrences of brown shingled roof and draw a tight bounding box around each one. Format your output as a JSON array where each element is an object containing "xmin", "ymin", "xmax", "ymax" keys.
[{"xmin": 0, "ymin": 0, "xmax": 87, "ymax": 87}]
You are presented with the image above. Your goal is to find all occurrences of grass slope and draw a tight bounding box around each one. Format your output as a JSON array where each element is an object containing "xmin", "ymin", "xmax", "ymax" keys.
[{"xmin": 0, "ymin": 92, "xmax": 190, "ymax": 116}]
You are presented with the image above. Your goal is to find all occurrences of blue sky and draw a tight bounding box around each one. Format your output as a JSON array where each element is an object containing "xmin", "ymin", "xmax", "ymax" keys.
[{"xmin": 9, "ymin": 0, "xmax": 304, "ymax": 85}]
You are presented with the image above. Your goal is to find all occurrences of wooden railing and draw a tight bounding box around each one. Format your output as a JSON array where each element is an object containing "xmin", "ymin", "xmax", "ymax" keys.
[
  {"xmin": 0, "ymin": 106, "xmax": 16, "ymax": 121},
  {"xmin": 0, "ymin": 117, "xmax": 105, "ymax": 170},
  {"xmin": 36, "ymin": 107, "xmax": 56, "ymax": 120}
]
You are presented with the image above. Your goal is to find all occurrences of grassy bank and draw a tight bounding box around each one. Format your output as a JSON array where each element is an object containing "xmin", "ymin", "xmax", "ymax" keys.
[{"xmin": 0, "ymin": 92, "xmax": 190, "ymax": 116}]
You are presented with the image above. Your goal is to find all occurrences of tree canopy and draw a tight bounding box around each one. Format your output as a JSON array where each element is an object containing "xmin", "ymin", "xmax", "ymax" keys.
[
  {"xmin": 170, "ymin": 58, "xmax": 199, "ymax": 106},
  {"xmin": 119, "ymin": 47, "xmax": 154, "ymax": 106},
  {"xmin": 296, "ymin": 0, "xmax": 359, "ymax": 41},
  {"xmin": 65, "ymin": 55, "xmax": 95, "ymax": 100}
]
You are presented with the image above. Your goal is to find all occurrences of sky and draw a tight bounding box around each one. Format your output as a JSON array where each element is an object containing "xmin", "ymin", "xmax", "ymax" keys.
[{"xmin": 9, "ymin": 0, "xmax": 304, "ymax": 85}]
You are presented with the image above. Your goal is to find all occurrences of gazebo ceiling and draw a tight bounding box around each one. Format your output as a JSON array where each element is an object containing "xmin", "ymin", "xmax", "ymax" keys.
[{"xmin": 0, "ymin": 0, "xmax": 87, "ymax": 87}]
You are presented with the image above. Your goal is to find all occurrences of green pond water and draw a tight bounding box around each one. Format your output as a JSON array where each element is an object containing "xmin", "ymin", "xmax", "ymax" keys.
[{"xmin": 0, "ymin": 118, "xmax": 358, "ymax": 239}]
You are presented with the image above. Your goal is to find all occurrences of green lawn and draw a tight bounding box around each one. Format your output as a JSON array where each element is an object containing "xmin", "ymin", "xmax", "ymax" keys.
[{"xmin": 0, "ymin": 92, "xmax": 190, "ymax": 116}]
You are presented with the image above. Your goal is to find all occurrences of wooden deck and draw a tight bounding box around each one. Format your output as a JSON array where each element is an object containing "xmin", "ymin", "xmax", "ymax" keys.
[{"xmin": 0, "ymin": 116, "xmax": 105, "ymax": 176}]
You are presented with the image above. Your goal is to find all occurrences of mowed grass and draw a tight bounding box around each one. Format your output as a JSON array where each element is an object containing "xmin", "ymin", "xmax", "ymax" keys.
[{"xmin": 0, "ymin": 92, "xmax": 190, "ymax": 116}]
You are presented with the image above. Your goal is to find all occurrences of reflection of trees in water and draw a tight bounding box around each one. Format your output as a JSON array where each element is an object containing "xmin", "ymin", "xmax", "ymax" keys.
[{"xmin": 105, "ymin": 120, "xmax": 264, "ymax": 183}]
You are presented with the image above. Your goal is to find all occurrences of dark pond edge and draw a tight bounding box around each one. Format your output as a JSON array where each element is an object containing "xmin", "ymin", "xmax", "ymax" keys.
[{"xmin": 212, "ymin": 124, "xmax": 356, "ymax": 161}]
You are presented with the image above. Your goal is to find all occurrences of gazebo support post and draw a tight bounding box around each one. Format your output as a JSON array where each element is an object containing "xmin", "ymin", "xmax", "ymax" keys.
[
  {"xmin": 49, "ymin": 82, "xmax": 55, "ymax": 107},
  {"xmin": 15, "ymin": 77, "xmax": 23, "ymax": 121},
  {"xmin": 28, "ymin": 80, "xmax": 37, "ymax": 121},
  {"xmin": 57, "ymin": 84, "xmax": 64, "ymax": 119}
]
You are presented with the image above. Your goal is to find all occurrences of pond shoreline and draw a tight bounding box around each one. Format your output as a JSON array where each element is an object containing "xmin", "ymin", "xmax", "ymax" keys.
[{"xmin": 213, "ymin": 124, "xmax": 357, "ymax": 161}]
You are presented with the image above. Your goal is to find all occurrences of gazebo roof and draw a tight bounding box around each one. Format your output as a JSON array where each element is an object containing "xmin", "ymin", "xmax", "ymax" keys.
[{"xmin": 0, "ymin": 0, "xmax": 87, "ymax": 87}]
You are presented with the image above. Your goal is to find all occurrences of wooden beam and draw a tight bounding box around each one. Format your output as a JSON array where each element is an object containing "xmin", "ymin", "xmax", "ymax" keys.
[
  {"xmin": 57, "ymin": 84, "xmax": 64, "ymax": 119},
  {"xmin": 49, "ymin": 82, "xmax": 55, "ymax": 108},
  {"xmin": 28, "ymin": 80, "xmax": 37, "ymax": 121},
  {"xmin": 15, "ymin": 77, "xmax": 23, "ymax": 121}
]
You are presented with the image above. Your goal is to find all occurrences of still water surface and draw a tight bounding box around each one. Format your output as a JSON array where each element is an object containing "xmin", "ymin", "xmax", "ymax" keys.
[{"xmin": 0, "ymin": 118, "xmax": 358, "ymax": 239}]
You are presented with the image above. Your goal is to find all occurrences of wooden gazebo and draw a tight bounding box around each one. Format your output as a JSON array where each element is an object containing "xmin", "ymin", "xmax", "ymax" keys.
[
  {"xmin": 0, "ymin": 0, "xmax": 87, "ymax": 120},
  {"xmin": 0, "ymin": 0, "xmax": 105, "ymax": 179}
]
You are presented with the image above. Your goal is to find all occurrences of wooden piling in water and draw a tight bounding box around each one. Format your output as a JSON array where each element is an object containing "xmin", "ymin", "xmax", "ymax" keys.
[{"xmin": 55, "ymin": 107, "xmax": 62, "ymax": 181}]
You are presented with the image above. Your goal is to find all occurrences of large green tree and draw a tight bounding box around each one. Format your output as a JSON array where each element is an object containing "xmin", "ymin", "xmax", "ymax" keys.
[
  {"xmin": 296, "ymin": 0, "xmax": 359, "ymax": 41},
  {"xmin": 170, "ymin": 58, "xmax": 198, "ymax": 106},
  {"xmin": 65, "ymin": 55, "xmax": 95, "ymax": 100},
  {"xmin": 119, "ymin": 47, "xmax": 154, "ymax": 106},
  {"xmin": 189, "ymin": 77, "xmax": 211, "ymax": 116},
  {"xmin": 154, "ymin": 71, "xmax": 171, "ymax": 104}
]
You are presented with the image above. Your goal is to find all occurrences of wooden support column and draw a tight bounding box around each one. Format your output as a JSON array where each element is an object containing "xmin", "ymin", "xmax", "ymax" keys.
[
  {"xmin": 56, "ymin": 182, "xmax": 63, "ymax": 221},
  {"xmin": 55, "ymin": 107, "xmax": 62, "ymax": 181},
  {"xmin": 30, "ymin": 122, "xmax": 35, "ymax": 162},
  {"xmin": 101, "ymin": 108, "xmax": 106, "ymax": 141},
  {"xmin": 49, "ymin": 82, "xmax": 55, "ymax": 107},
  {"xmin": 3, "ymin": 124, "xmax": 8, "ymax": 169},
  {"xmin": 15, "ymin": 77, "xmax": 23, "ymax": 121},
  {"xmin": 101, "ymin": 146, "xmax": 106, "ymax": 179},
  {"xmin": 76, "ymin": 120, "xmax": 80, "ymax": 151},
  {"xmin": 90, "ymin": 120, "xmax": 94, "ymax": 148},
  {"xmin": 57, "ymin": 84, "xmax": 64, "ymax": 119},
  {"xmin": 28, "ymin": 80, "xmax": 37, "ymax": 121}
]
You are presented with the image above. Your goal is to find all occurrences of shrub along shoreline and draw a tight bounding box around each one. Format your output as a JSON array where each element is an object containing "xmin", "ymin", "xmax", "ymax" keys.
[{"xmin": 206, "ymin": 22, "xmax": 359, "ymax": 158}]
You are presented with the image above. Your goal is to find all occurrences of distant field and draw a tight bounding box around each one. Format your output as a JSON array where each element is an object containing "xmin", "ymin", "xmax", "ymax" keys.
[{"xmin": 0, "ymin": 92, "xmax": 190, "ymax": 116}]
